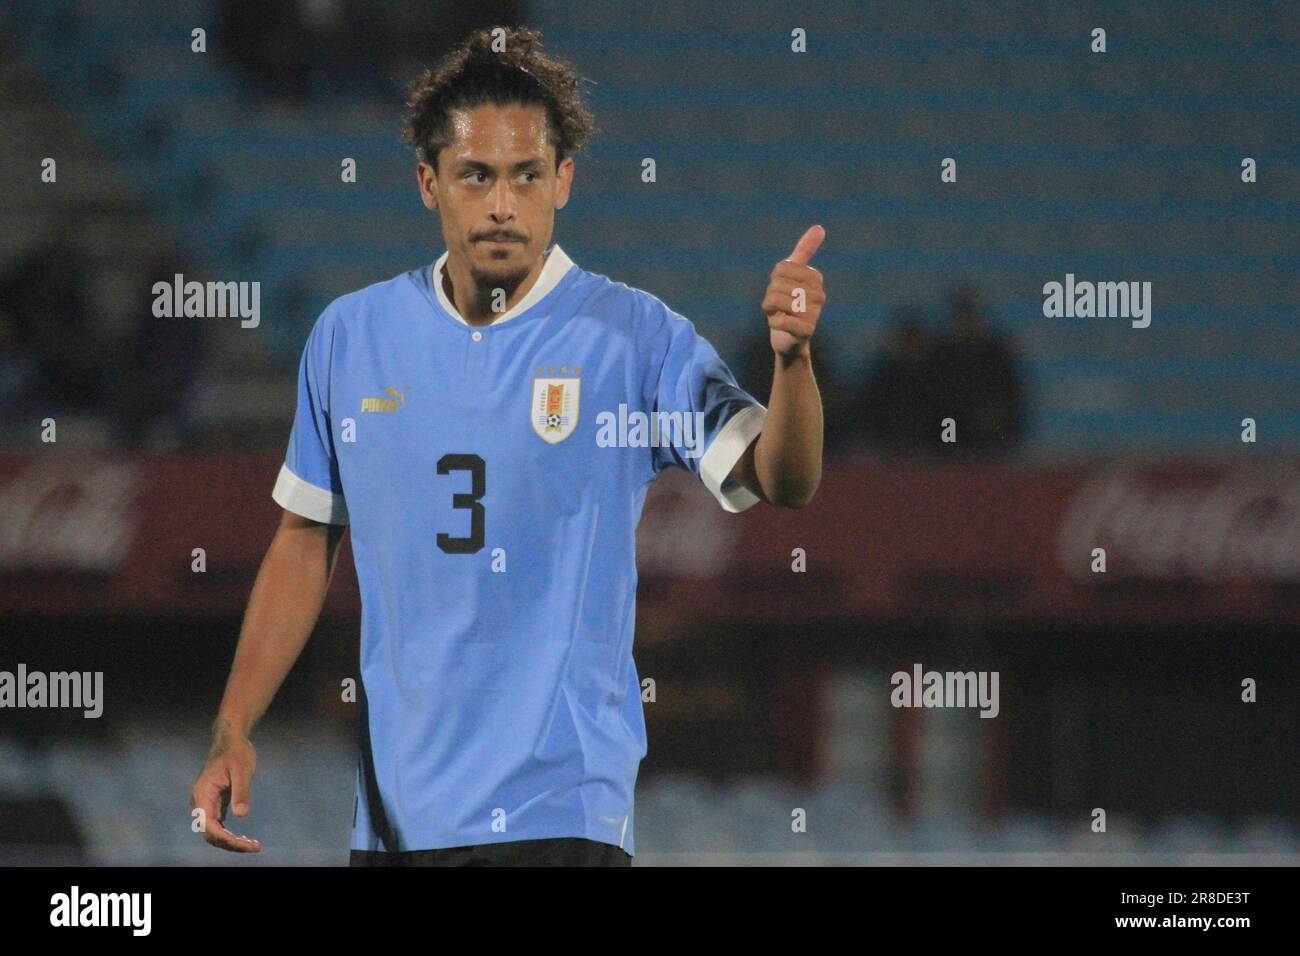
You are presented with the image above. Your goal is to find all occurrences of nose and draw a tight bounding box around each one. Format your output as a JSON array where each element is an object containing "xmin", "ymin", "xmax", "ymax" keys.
[{"xmin": 488, "ymin": 178, "xmax": 516, "ymax": 222}]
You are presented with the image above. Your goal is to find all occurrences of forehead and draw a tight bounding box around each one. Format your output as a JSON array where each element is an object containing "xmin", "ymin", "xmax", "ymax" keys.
[{"xmin": 443, "ymin": 102, "xmax": 554, "ymax": 164}]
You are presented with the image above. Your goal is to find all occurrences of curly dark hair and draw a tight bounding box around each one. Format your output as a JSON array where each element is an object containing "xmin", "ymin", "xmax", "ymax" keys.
[{"xmin": 402, "ymin": 26, "xmax": 594, "ymax": 172}]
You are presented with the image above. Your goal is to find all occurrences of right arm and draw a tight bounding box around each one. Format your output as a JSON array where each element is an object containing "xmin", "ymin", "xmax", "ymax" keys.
[{"xmin": 190, "ymin": 509, "xmax": 347, "ymax": 852}]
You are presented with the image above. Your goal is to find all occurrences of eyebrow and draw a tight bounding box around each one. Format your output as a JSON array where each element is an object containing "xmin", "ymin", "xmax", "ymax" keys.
[{"xmin": 454, "ymin": 158, "xmax": 546, "ymax": 173}]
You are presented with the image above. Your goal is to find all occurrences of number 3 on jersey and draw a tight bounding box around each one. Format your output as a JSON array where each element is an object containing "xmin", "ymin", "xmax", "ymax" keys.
[{"xmin": 436, "ymin": 453, "xmax": 485, "ymax": 554}]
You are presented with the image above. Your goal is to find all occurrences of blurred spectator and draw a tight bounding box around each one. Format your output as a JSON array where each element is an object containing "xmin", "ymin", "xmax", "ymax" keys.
[
  {"xmin": 736, "ymin": 333, "xmax": 855, "ymax": 454},
  {"xmin": 0, "ymin": 294, "xmax": 36, "ymax": 409},
  {"xmin": 735, "ymin": 335, "xmax": 774, "ymax": 414},
  {"xmin": 931, "ymin": 283, "xmax": 1025, "ymax": 454},
  {"xmin": 219, "ymin": 0, "xmax": 527, "ymax": 103},
  {"xmin": 861, "ymin": 306, "xmax": 941, "ymax": 453},
  {"xmin": 386, "ymin": 0, "xmax": 526, "ymax": 85},
  {"xmin": 219, "ymin": 0, "xmax": 320, "ymax": 100},
  {"xmin": 114, "ymin": 254, "xmax": 208, "ymax": 448},
  {"xmin": 813, "ymin": 347, "xmax": 857, "ymax": 452},
  {"xmin": 0, "ymin": 234, "xmax": 114, "ymax": 421},
  {"xmin": 0, "ymin": 236, "xmax": 206, "ymax": 448}
]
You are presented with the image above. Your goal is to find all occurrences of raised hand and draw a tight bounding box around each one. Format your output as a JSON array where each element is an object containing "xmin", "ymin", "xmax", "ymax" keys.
[{"xmin": 762, "ymin": 225, "xmax": 826, "ymax": 357}]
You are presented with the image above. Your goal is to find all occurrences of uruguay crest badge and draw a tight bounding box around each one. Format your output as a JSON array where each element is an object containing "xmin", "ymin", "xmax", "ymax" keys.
[{"xmin": 531, "ymin": 376, "xmax": 580, "ymax": 443}]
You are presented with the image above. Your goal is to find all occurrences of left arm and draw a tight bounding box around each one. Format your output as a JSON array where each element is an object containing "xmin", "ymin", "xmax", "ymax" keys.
[{"xmin": 730, "ymin": 225, "xmax": 827, "ymax": 508}]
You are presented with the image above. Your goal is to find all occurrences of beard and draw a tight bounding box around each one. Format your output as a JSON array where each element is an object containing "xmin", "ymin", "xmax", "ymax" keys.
[{"xmin": 467, "ymin": 248, "xmax": 532, "ymax": 308}]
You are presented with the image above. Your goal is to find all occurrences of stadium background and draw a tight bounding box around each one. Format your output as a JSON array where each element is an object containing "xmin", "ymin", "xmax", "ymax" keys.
[{"xmin": 0, "ymin": 0, "xmax": 1296, "ymax": 864}]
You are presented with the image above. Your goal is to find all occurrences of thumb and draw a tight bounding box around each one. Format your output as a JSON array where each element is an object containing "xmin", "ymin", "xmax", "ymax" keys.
[
  {"xmin": 230, "ymin": 766, "xmax": 253, "ymax": 817},
  {"xmin": 787, "ymin": 224, "xmax": 826, "ymax": 266}
]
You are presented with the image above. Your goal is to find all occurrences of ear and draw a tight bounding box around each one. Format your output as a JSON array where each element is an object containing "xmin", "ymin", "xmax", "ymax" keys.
[
  {"xmin": 417, "ymin": 162, "xmax": 439, "ymax": 211},
  {"xmin": 554, "ymin": 156, "xmax": 575, "ymax": 210}
]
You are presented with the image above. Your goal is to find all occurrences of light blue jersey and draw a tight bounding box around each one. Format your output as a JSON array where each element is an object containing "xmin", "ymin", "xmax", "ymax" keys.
[{"xmin": 272, "ymin": 244, "xmax": 767, "ymax": 854}]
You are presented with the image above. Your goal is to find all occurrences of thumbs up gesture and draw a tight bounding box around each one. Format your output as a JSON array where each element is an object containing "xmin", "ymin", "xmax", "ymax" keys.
[{"xmin": 763, "ymin": 225, "xmax": 826, "ymax": 357}]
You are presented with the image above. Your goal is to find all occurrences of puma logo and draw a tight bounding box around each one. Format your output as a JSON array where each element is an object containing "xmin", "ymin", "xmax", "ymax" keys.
[{"xmin": 362, "ymin": 387, "xmax": 408, "ymax": 413}]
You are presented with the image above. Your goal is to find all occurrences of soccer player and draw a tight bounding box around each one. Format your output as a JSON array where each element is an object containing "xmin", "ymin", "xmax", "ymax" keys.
[{"xmin": 190, "ymin": 26, "xmax": 826, "ymax": 866}]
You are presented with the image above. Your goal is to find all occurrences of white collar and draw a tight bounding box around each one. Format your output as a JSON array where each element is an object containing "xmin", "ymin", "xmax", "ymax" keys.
[{"xmin": 433, "ymin": 243, "xmax": 574, "ymax": 327}]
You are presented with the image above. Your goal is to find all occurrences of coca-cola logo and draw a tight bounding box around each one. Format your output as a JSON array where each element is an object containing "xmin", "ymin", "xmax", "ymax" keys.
[
  {"xmin": 1057, "ymin": 465, "xmax": 1300, "ymax": 582},
  {"xmin": 0, "ymin": 459, "xmax": 141, "ymax": 573}
]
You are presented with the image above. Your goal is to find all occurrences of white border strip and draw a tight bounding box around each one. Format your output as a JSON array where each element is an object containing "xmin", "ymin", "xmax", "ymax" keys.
[
  {"xmin": 699, "ymin": 403, "xmax": 767, "ymax": 513},
  {"xmin": 272, "ymin": 463, "xmax": 349, "ymax": 525},
  {"xmin": 433, "ymin": 244, "xmax": 574, "ymax": 327}
]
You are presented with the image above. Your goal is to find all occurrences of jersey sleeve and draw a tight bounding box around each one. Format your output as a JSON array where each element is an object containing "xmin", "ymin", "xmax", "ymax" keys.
[
  {"xmin": 271, "ymin": 304, "xmax": 349, "ymax": 524},
  {"xmin": 640, "ymin": 297, "xmax": 767, "ymax": 513}
]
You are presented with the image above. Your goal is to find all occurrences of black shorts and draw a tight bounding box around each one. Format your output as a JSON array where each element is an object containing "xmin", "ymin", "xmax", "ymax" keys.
[{"xmin": 349, "ymin": 837, "xmax": 632, "ymax": 867}]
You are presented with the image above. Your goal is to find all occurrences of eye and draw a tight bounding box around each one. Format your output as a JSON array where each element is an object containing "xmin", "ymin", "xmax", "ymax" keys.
[
  {"xmin": 519, "ymin": 171, "xmax": 538, "ymax": 183},
  {"xmin": 465, "ymin": 171, "xmax": 487, "ymax": 184}
]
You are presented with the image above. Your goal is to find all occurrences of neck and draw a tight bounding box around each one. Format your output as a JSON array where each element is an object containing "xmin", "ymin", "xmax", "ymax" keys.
[{"xmin": 443, "ymin": 247, "xmax": 548, "ymax": 327}]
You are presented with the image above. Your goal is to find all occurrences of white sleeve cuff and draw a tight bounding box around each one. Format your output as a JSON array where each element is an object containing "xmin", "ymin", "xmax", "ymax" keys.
[
  {"xmin": 699, "ymin": 402, "xmax": 766, "ymax": 514},
  {"xmin": 272, "ymin": 463, "xmax": 349, "ymax": 524}
]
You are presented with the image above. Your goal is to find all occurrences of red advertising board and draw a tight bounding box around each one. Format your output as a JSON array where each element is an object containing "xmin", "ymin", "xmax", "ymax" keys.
[{"xmin": 2, "ymin": 453, "xmax": 1297, "ymax": 624}]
